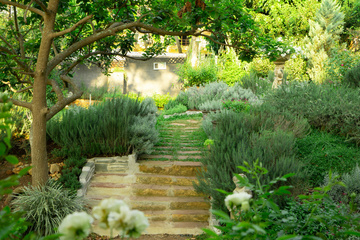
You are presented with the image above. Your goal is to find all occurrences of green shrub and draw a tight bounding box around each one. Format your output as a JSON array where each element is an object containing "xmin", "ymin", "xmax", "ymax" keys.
[
  {"xmin": 296, "ymin": 130, "xmax": 360, "ymax": 186},
  {"xmin": 177, "ymin": 57, "xmax": 218, "ymax": 87},
  {"xmin": 325, "ymin": 47, "xmax": 360, "ymax": 85},
  {"xmin": 344, "ymin": 63, "xmax": 360, "ymax": 88},
  {"xmin": 325, "ymin": 165, "xmax": 360, "ymax": 209},
  {"xmin": 239, "ymin": 70, "xmax": 273, "ymax": 96},
  {"xmin": 58, "ymin": 156, "xmax": 87, "ymax": 191},
  {"xmin": 217, "ymin": 49, "xmax": 249, "ymax": 86},
  {"xmin": 151, "ymin": 93, "xmax": 173, "ymax": 108},
  {"xmin": 264, "ymin": 82, "xmax": 360, "ymax": 145},
  {"xmin": 164, "ymin": 99, "xmax": 182, "ymax": 110},
  {"xmin": 47, "ymin": 96, "xmax": 159, "ymax": 156},
  {"xmin": 11, "ymin": 180, "xmax": 85, "ymax": 236},
  {"xmin": 284, "ymin": 56, "xmax": 308, "ymax": 81},
  {"xmin": 161, "ymin": 104, "xmax": 187, "ymax": 115},
  {"xmin": 195, "ymin": 110, "xmax": 306, "ymax": 213},
  {"xmin": 222, "ymin": 99, "xmax": 250, "ymax": 113},
  {"xmin": 249, "ymin": 57, "xmax": 273, "ymax": 78}
]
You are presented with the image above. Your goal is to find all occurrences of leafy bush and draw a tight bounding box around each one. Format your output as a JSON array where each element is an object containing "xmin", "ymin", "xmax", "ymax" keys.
[
  {"xmin": 344, "ymin": 63, "xmax": 360, "ymax": 88},
  {"xmin": 325, "ymin": 165, "xmax": 360, "ymax": 209},
  {"xmin": 249, "ymin": 57, "xmax": 273, "ymax": 78},
  {"xmin": 177, "ymin": 57, "xmax": 218, "ymax": 87},
  {"xmin": 11, "ymin": 180, "xmax": 85, "ymax": 236},
  {"xmin": 264, "ymin": 82, "xmax": 360, "ymax": 145},
  {"xmin": 217, "ymin": 49, "xmax": 249, "ymax": 86},
  {"xmin": 239, "ymin": 70, "xmax": 273, "ymax": 96},
  {"xmin": 59, "ymin": 156, "xmax": 87, "ymax": 191},
  {"xmin": 296, "ymin": 130, "xmax": 360, "ymax": 186},
  {"xmin": 198, "ymin": 100, "xmax": 223, "ymax": 111},
  {"xmin": 164, "ymin": 99, "xmax": 182, "ymax": 110},
  {"xmin": 195, "ymin": 110, "xmax": 307, "ymax": 213},
  {"xmin": 47, "ymin": 96, "xmax": 159, "ymax": 157},
  {"xmin": 161, "ymin": 104, "xmax": 187, "ymax": 115},
  {"xmin": 222, "ymin": 99, "xmax": 250, "ymax": 113},
  {"xmin": 325, "ymin": 47, "xmax": 360, "ymax": 85},
  {"xmin": 284, "ymin": 55, "xmax": 308, "ymax": 81},
  {"xmin": 151, "ymin": 93, "xmax": 173, "ymax": 108},
  {"xmin": 203, "ymin": 162, "xmax": 360, "ymax": 239}
]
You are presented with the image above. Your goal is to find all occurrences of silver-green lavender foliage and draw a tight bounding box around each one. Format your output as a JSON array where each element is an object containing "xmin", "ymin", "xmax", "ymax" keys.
[
  {"xmin": 176, "ymin": 82, "xmax": 258, "ymax": 110},
  {"xmin": 11, "ymin": 180, "xmax": 85, "ymax": 236},
  {"xmin": 129, "ymin": 98, "xmax": 159, "ymax": 154},
  {"xmin": 198, "ymin": 100, "xmax": 223, "ymax": 111}
]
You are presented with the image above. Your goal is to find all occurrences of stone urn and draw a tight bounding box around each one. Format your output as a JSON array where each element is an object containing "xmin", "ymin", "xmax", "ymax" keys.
[{"xmin": 272, "ymin": 55, "xmax": 290, "ymax": 89}]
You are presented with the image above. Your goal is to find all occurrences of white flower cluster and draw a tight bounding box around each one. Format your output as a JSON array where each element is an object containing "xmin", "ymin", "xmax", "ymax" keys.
[
  {"xmin": 261, "ymin": 37, "xmax": 303, "ymax": 59},
  {"xmin": 225, "ymin": 192, "xmax": 252, "ymax": 212},
  {"xmin": 58, "ymin": 198, "xmax": 149, "ymax": 240}
]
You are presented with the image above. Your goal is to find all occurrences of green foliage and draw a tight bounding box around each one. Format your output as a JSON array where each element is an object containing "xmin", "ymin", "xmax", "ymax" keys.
[
  {"xmin": 325, "ymin": 165, "xmax": 360, "ymax": 209},
  {"xmin": 203, "ymin": 162, "xmax": 360, "ymax": 239},
  {"xmin": 296, "ymin": 129, "xmax": 360, "ymax": 186},
  {"xmin": 284, "ymin": 56, "xmax": 308, "ymax": 81},
  {"xmin": 161, "ymin": 104, "xmax": 187, "ymax": 115},
  {"xmin": 11, "ymin": 180, "xmax": 85, "ymax": 236},
  {"xmin": 164, "ymin": 99, "xmax": 182, "ymax": 110},
  {"xmin": 59, "ymin": 156, "xmax": 87, "ymax": 191},
  {"xmin": 325, "ymin": 47, "xmax": 360, "ymax": 85},
  {"xmin": 344, "ymin": 62, "xmax": 360, "ymax": 88},
  {"xmin": 222, "ymin": 99, "xmax": 250, "ymax": 113},
  {"xmin": 249, "ymin": 57, "xmax": 273, "ymax": 78},
  {"xmin": 239, "ymin": 71, "xmax": 273, "ymax": 96},
  {"xmin": 151, "ymin": 93, "xmax": 173, "ymax": 108},
  {"xmin": 263, "ymin": 83, "xmax": 360, "ymax": 145},
  {"xmin": 195, "ymin": 110, "xmax": 308, "ymax": 213},
  {"xmin": 177, "ymin": 57, "xmax": 218, "ymax": 87},
  {"xmin": 47, "ymin": 96, "xmax": 159, "ymax": 157},
  {"xmin": 216, "ymin": 49, "xmax": 249, "ymax": 86},
  {"xmin": 198, "ymin": 100, "xmax": 223, "ymax": 111}
]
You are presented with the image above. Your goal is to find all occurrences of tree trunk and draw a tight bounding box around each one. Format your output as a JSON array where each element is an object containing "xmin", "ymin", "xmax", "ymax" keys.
[
  {"xmin": 31, "ymin": 0, "xmax": 59, "ymax": 186},
  {"xmin": 175, "ymin": 37, "xmax": 182, "ymax": 53}
]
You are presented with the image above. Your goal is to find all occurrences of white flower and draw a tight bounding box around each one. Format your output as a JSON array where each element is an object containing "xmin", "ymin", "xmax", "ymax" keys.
[
  {"xmin": 225, "ymin": 192, "xmax": 252, "ymax": 209},
  {"xmin": 58, "ymin": 212, "xmax": 93, "ymax": 240},
  {"xmin": 286, "ymin": 49, "xmax": 290, "ymax": 54},
  {"xmin": 107, "ymin": 204, "xmax": 132, "ymax": 231},
  {"xmin": 292, "ymin": 54, "xmax": 297, "ymax": 59},
  {"xmin": 123, "ymin": 210, "xmax": 150, "ymax": 238},
  {"xmin": 276, "ymin": 37, "xmax": 283, "ymax": 42},
  {"xmin": 278, "ymin": 47, "xmax": 283, "ymax": 52},
  {"xmin": 281, "ymin": 53, "xmax": 287, "ymax": 58},
  {"xmin": 92, "ymin": 198, "xmax": 128, "ymax": 229}
]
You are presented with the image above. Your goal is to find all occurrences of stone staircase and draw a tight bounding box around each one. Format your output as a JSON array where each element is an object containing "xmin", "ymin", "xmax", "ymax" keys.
[{"xmin": 84, "ymin": 116, "xmax": 210, "ymax": 236}]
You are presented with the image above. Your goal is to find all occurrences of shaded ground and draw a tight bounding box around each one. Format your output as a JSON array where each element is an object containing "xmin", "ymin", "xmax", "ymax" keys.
[{"xmin": 88, "ymin": 233, "xmax": 198, "ymax": 240}]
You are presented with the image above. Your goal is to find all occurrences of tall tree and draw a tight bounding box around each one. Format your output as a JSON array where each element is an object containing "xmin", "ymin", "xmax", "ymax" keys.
[{"xmin": 0, "ymin": 0, "xmax": 266, "ymax": 186}]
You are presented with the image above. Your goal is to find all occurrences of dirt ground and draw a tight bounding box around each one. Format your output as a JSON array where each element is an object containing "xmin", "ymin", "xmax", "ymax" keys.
[{"xmin": 87, "ymin": 233, "xmax": 198, "ymax": 240}]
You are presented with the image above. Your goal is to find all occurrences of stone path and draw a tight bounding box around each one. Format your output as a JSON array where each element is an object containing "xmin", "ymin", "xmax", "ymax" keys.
[{"xmin": 85, "ymin": 116, "xmax": 210, "ymax": 236}]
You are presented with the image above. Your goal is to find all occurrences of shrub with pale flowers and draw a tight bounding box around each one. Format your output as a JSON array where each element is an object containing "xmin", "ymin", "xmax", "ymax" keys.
[
  {"xmin": 58, "ymin": 198, "xmax": 149, "ymax": 239},
  {"xmin": 260, "ymin": 37, "xmax": 303, "ymax": 60},
  {"xmin": 225, "ymin": 192, "xmax": 252, "ymax": 212}
]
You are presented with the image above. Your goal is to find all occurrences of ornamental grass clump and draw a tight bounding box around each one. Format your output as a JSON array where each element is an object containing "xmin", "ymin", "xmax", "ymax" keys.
[{"xmin": 11, "ymin": 180, "xmax": 85, "ymax": 236}]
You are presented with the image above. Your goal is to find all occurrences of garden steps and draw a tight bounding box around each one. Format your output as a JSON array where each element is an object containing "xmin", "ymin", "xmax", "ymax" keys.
[{"xmin": 85, "ymin": 116, "xmax": 210, "ymax": 236}]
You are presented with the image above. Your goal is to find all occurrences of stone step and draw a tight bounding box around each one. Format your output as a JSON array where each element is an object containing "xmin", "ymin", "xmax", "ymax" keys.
[
  {"xmin": 90, "ymin": 173, "xmax": 198, "ymax": 186},
  {"xmin": 143, "ymin": 209, "xmax": 209, "ymax": 222},
  {"xmin": 87, "ymin": 183, "xmax": 205, "ymax": 198},
  {"xmin": 92, "ymin": 221, "xmax": 208, "ymax": 235},
  {"xmin": 138, "ymin": 161, "xmax": 203, "ymax": 176},
  {"xmin": 86, "ymin": 196, "xmax": 210, "ymax": 211},
  {"xmin": 140, "ymin": 155, "xmax": 202, "ymax": 161}
]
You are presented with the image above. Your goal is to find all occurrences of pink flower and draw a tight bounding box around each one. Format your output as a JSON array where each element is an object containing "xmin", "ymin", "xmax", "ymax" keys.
[{"xmin": 341, "ymin": 64, "xmax": 344, "ymax": 66}]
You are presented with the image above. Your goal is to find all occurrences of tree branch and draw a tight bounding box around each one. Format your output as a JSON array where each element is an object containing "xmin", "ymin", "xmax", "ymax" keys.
[
  {"xmin": 50, "ymin": 15, "xmax": 93, "ymax": 38},
  {"xmin": 47, "ymin": 79, "xmax": 64, "ymax": 102},
  {"xmin": 0, "ymin": 46, "xmax": 33, "ymax": 73},
  {"xmin": 13, "ymin": 6, "xmax": 25, "ymax": 59},
  {"xmin": 0, "ymin": 34, "xmax": 17, "ymax": 54},
  {"xmin": 33, "ymin": 0, "xmax": 48, "ymax": 12},
  {"xmin": 0, "ymin": 0, "xmax": 45, "ymax": 17},
  {"xmin": 0, "ymin": 97, "xmax": 33, "ymax": 110},
  {"xmin": 46, "ymin": 75, "xmax": 83, "ymax": 121}
]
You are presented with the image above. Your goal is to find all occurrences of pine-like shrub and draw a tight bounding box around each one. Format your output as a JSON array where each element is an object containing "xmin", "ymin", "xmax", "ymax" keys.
[
  {"xmin": 239, "ymin": 70, "xmax": 273, "ymax": 96},
  {"xmin": 263, "ymin": 82, "xmax": 360, "ymax": 145},
  {"xmin": 11, "ymin": 180, "xmax": 85, "ymax": 236},
  {"xmin": 195, "ymin": 110, "xmax": 307, "ymax": 212},
  {"xmin": 47, "ymin": 96, "xmax": 159, "ymax": 157}
]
